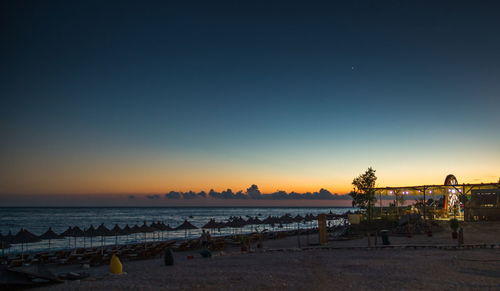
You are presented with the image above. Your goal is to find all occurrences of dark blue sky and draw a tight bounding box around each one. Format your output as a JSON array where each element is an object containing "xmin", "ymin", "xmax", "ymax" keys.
[{"xmin": 1, "ymin": 1, "xmax": 499, "ymax": 196}]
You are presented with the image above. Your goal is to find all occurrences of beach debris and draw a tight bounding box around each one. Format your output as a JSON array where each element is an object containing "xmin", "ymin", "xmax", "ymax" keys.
[
  {"xmin": 110, "ymin": 254, "xmax": 123, "ymax": 274},
  {"xmin": 59, "ymin": 272, "xmax": 90, "ymax": 280},
  {"xmin": 1, "ymin": 264, "xmax": 63, "ymax": 288},
  {"xmin": 199, "ymin": 249, "xmax": 212, "ymax": 258}
]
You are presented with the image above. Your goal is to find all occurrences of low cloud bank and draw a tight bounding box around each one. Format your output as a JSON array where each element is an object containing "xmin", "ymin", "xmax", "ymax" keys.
[
  {"xmin": 155, "ymin": 185, "xmax": 429, "ymax": 201},
  {"xmin": 160, "ymin": 184, "xmax": 348, "ymax": 200}
]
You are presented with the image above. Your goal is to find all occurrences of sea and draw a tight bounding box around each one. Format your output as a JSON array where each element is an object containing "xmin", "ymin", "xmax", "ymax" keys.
[{"xmin": 0, "ymin": 206, "xmax": 353, "ymax": 254}]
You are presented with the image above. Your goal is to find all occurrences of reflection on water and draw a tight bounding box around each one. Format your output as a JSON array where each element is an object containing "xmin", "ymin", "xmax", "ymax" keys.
[{"xmin": 0, "ymin": 207, "xmax": 353, "ymax": 254}]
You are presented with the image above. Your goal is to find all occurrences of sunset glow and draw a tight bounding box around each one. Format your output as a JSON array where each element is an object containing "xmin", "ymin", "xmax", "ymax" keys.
[{"xmin": 0, "ymin": 1, "xmax": 499, "ymax": 206}]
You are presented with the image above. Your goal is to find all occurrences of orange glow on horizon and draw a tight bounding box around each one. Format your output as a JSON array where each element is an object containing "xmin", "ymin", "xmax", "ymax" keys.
[{"xmin": 1, "ymin": 144, "xmax": 498, "ymax": 196}]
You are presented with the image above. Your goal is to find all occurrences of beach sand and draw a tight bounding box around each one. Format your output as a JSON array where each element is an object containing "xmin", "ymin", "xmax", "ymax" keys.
[{"xmin": 36, "ymin": 221, "xmax": 500, "ymax": 290}]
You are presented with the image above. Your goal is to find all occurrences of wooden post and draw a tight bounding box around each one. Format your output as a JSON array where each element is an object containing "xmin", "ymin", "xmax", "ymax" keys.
[{"xmin": 318, "ymin": 214, "xmax": 327, "ymax": 245}]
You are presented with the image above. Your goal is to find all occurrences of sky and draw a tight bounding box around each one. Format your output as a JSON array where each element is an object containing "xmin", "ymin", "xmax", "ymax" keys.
[{"xmin": 1, "ymin": 1, "xmax": 499, "ymax": 205}]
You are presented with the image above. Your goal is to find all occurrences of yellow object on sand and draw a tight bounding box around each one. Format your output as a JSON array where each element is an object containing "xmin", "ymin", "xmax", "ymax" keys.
[{"xmin": 110, "ymin": 254, "xmax": 123, "ymax": 274}]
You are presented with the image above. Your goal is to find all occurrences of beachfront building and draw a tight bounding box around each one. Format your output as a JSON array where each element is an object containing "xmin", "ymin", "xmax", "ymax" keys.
[{"xmin": 373, "ymin": 174, "xmax": 500, "ymax": 221}]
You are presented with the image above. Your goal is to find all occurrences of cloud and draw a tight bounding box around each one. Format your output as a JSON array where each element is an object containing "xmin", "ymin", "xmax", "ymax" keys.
[
  {"xmin": 146, "ymin": 194, "xmax": 160, "ymax": 199},
  {"xmin": 160, "ymin": 185, "xmax": 352, "ymax": 200}
]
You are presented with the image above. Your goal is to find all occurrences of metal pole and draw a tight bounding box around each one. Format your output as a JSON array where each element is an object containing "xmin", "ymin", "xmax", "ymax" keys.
[
  {"xmin": 380, "ymin": 192, "xmax": 383, "ymax": 217},
  {"xmin": 423, "ymin": 187, "xmax": 426, "ymax": 222}
]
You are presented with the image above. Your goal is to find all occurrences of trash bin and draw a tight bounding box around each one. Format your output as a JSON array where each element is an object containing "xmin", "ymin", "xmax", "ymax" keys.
[
  {"xmin": 380, "ymin": 230, "xmax": 390, "ymax": 245},
  {"xmin": 164, "ymin": 248, "xmax": 174, "ymax": 266}
]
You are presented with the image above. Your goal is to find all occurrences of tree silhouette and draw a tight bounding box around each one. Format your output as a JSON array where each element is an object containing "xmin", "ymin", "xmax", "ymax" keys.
[{"xmin": 350, "ymin": 167, "xmax": 377, "ymax": 221}]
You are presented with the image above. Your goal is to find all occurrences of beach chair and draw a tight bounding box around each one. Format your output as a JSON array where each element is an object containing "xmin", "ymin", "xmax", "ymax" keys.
[
  {"xmin": 174, "ymin": 241, "xmax": 190, "ymax": 251},
  {"xmin": 209, "ymin": 239, "xmax": 225, "ymax": 251},
  {"xmin": 9, "ymin": 259, "xmax": 23, "ymax": 268}
]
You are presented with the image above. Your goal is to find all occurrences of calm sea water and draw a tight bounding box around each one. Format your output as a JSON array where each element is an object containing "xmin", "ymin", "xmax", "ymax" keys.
[{"xmin": 0, "ymin": 207, "xmax": 352, "ymax": 254}]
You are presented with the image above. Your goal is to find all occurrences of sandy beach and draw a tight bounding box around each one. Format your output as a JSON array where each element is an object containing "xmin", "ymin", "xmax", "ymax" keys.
[{"xmin": 35, "ymin": 221, "xmax": 500, "ymax": 290}]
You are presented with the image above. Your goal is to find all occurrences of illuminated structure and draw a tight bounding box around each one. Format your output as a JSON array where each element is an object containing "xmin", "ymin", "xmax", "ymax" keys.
[{"xmin": 373, "ymin": 175, "xmax": 500, "ymax": 220}]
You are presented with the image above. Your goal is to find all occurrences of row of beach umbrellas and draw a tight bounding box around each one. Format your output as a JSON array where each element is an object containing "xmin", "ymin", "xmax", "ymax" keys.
[
  {"xmin": 201, "ymin": 214, "xmax": 320, "ymax": 231},
  {"xmin": 0, "ymin": 213, "xmax": 342, "ymax": 253}
]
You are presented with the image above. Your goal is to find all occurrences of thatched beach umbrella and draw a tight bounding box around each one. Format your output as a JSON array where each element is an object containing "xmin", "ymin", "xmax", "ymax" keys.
[
  {"xmin": 150, "ymin": 222, "xmax": 160, "ymax": 240},
  {"xmin": 60, "ymin": 226, "xmax": 74, "ymax": 248},
  {"xmin": 163, "ymin": 223, "xmax": 174, "ymax": 232},
  {"xmin": 202, "ymin": 219, "xmax": 220, "ymax": 230},
  {"xmin": 39, "ymin": 227, "xmax": 61, "ymax": 250},
  {"xmin": 201, "ymin": 219, "xmax": 221, "ymax": 237},
  {"xmin": 96, "ymin": 223, "xmax": 112, "ymax": 236},
  {"xmin": 122, "ymin": 224, "xmax": 133, "ymax": 244},
  {"xmin": 96, "ymin": 223, "xmax": 113, "ymax": 253},
  {"xmin": 153, "ymin": 221, "xmax": 172, "ymax": 241},
  {"xmin": 294, "ymin": 214, "xmax": 304, "ymax": 223},
  {"xmin": 122, "ymin": 224, "xmax": 133, "ymax": 235},
  {"xmin": 12, "ymin": 228, "xmax": 41, "ymax": 259},
  {"xmin": 304, "ymin": 214, "xmax": 318, "ymax": 244},
  {"xmin": 12, "ymin": 228, "xmax": 41, "ymax": 244},
  {"xmin": 247, "ymin": 216, "xmax": 263, "ymax": 232},
  {"xmin": 201, "ymin": 218, "xmax": 220, "ymax": 238},
  {"xmin": 235, "ymin": 217, "xmax": 248, "ymax": 233},
  {"xmin": 72, "ymin": 226, "xmax": 85, "ymax": 249},
  {"xmin": 305, "ymin": 214, "xmax": 317, "ymax": 229},
  {"xmin": 130, "ymin": 224, "xmax": 141, "ymax": 242},
  {"xmin": 224, "ymin": 217, "xmax": 246, "ymax": 235},
  {"xmin": 3, "ymin": 231, "xmax": 15, "ymax": 255},
  {"xmin": 175, "ymin": 220, "xmax": 198, "ymax": 239},
  {"xmin": 262, "ymin": 216, "xmax": 278, "ymax": 230},
  {"xmin": 131, "ymin": 224, "xmax": 141, "ymax": 233},
  {"xmin": 138, "ymin": 221, "xmax": 156, "ymax": 244},
  {"xmin": 72, "ymin": 226, "xmax": 85, "ymax": 237},
  {"xmin": 294, "ymin": 214, "xmax": 305, "ymax": 232},
  {"xmin": 139, "ymin": 222, "xmax": 155, "ymax": 233},
  {"xmin": 85, "ymin": 225, "xmax": 97, "ymax": 248},
  {"xmin": 60, "ymin": 227, "xmax": 73, "ymax": 237},
  {"xmin": 0, "ymin": 232, "xmax": 12, "ymax": 256},
  {"xmin": 223, "ymin": 220, "xmax": 236, "ymax": 235},
  {"xmin": 304, "ymin": 214, "xmax": 314, "ymax": 222},
  {"xmin": 3, "ymin": 231, "xmax": 14, "ymax": 242},
  {"xmin": 279, "ymin": 214, "xmax": 295, "ymax": 229},
  {"xmin": 245, "ymin": 217, "xmax": 256, "ymax": 232},
  {"xmin": 152, "ymin": 221, "xmax": 165, "ymax": 231},
  {"xmin": 160, "ymin": 222, "xmax": 175, "ymax": 240},
  {"xmin": 111, "ymin": 224, "xmax": 125, "ymax": 245}
]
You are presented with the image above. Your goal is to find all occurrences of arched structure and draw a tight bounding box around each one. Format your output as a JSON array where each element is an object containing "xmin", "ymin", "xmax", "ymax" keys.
[
  {"xmin": 373, "ymin": 174, "xmax": 500, "ymax": 220},
  {"xmin": 444, "ymin": 174, "xmax": 458, "ymax": 186}
]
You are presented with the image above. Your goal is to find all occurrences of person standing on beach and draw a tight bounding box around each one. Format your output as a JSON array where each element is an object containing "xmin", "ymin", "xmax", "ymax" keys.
[
  {"xmin": 200, "ymin": 230, "xmax": 208, "ymax": 248},
  {"xmin": 206, "ymin": 231, "xmax": 212, "ymax": 247}
]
